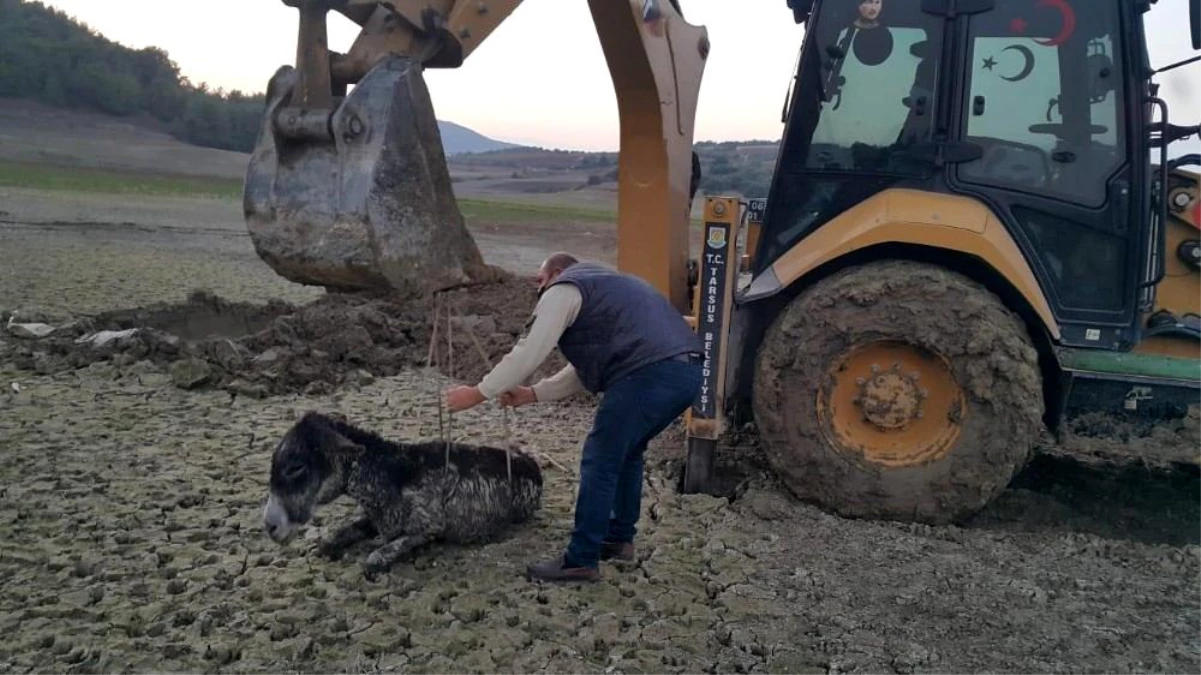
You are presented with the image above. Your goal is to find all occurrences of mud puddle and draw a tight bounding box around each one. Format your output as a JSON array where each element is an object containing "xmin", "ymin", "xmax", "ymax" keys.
[
  {"xmin": 96, "ymin": 291, "xmax": 293, "ymax": 341},
  {"xmin": 960, "ymin": 408, "xmax": 1201, "ymax": 547},
  {"xmin": 966, "ymin": 452, "xmax": 1201, "ymax": 547}
]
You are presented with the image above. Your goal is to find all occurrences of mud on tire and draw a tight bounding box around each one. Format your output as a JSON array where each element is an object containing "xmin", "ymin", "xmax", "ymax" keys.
[{"xmin": 752, "ymin": 259, "xmax": 1045, "ymax": 524}]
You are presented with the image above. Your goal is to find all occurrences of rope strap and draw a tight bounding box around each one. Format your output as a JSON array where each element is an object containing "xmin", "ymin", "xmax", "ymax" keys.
[
  {"xmin": 428, "ymin": 291, "xmax": 515, "ymax": 483},
  {"xmin": 463, "ymin": 327, "xmax": 514, "ymax": 483}
]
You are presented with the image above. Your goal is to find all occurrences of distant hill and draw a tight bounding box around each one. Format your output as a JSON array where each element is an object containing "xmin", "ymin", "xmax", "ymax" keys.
[
  {"xmin": 447, "ymin": 140, "xmax": 781, "ymax": 198},
  {"xmin": 438, "ymin": 121, "xmax": 522, "ymax": 155}
]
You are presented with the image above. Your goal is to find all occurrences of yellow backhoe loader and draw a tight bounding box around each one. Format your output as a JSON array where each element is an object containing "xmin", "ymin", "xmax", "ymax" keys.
[{"xmin": 245, "ymin": 0, "xmax": 1201, "ymax": 525}]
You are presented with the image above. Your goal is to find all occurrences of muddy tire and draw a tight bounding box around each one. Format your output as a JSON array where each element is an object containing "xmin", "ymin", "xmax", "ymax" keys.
[{"xmin": 752, "ymin": 259, "xmax": 1045, "ymax": 524}]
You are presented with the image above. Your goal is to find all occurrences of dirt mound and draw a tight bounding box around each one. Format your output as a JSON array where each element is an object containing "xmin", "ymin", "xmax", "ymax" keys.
[{"xmin": 4, "ymin": 277, "xmax": 570, "ymax": 397}]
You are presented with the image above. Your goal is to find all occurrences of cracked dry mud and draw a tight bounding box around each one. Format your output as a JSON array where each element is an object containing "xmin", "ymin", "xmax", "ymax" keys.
[
  {"xmin": 3, "ymin": 361, "xmax": 1197, "ymax": 674},
  {"xmin": 1, "ymin": 190, "xmax": 1199, "ymax": 673}
]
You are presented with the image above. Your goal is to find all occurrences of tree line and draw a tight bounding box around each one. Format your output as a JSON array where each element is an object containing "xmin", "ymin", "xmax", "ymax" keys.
[
  {"xmin": 694, "ymin": 141, "xmax": 777, "ymax": 198},
  {"xmin": 0, "ymin": 0, "xmax": 265, "ymax": 152},
  {"xmin": 569, "ymin": 143, "xmax": 779, "ymax": 198}
]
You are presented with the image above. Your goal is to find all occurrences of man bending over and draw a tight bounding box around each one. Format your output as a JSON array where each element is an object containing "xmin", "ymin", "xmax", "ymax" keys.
[{"xmin": 445, "ymin": 252, "xmax": 703, "ymax": 583}]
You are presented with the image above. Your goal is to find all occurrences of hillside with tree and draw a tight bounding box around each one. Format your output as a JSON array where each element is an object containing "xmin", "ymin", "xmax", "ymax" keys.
[
  {"xmin": 0, "ymin": 0, "xmax": 522, "ymax": 156},
  {"xmin": 0, "ymin": 0, "xmax": 262, "ymax": 152}
]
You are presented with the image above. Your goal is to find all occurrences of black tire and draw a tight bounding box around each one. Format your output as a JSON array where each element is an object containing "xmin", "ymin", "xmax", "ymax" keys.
[{"xmin": 752, "ymin": 259, "xmax": 1045, "ymax": 524}]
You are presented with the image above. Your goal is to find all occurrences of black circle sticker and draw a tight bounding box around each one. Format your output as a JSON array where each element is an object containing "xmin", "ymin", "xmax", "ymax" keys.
[{"xmin": 853, "ymin": 26, "xmax": 894, "ymax": 66}]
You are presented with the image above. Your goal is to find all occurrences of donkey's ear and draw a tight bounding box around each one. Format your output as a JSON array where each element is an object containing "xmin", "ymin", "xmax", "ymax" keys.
[{"xmin": 333, "ymin": 433, "xmax": 365, "ymax": 457}]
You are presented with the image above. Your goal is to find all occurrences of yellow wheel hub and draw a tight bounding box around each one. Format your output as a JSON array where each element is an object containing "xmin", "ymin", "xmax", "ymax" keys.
[{"xmin": 817, "ymin": 340, "xmax": 965, "ymax": 468}]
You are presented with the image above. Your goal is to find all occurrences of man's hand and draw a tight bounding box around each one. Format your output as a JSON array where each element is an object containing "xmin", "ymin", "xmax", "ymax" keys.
[
  {"xmin": 499, "ymin": 386, "xmax": 537, "ymax": 408},
  {"xmin": 445, "ymin": 385, "xmax": 486, "ymax": 413}
]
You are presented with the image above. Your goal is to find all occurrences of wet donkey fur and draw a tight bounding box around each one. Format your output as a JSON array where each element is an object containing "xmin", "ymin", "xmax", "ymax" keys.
[{"xmin": 263, "ymin": 411, "xmax": 543, "ymax": 578}]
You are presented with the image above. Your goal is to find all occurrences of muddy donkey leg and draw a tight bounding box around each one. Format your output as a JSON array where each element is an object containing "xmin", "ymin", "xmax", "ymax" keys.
[
  {"xmin": 363, "ymin": 534, "xmax": 433, "ymax": 579},
  {"xmin": 317, "ymin": 517, "xmax": 378, "ymax": 561}
]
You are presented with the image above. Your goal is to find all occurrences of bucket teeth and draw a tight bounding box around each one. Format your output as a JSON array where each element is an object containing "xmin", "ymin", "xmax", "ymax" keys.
[{"xmin": 244, "ymin": 55, "xmax": 495, "ymax": 297}]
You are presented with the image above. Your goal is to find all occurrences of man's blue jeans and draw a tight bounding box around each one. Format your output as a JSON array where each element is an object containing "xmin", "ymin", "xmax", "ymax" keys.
[{"xmin": 564, "ymin": 355, "xmax": 703, "ymax": 569}]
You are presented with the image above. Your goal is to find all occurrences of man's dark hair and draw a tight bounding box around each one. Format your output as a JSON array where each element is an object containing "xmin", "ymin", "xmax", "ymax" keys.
[{"xmin": 543, "ymin": 252, "xmax": 579, "ymax": 274}]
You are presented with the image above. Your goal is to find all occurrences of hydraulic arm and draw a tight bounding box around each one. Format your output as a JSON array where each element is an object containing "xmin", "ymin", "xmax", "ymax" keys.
[{"xmin": 248, "ymin": 0, "xmax": 708, "ymax": 310}]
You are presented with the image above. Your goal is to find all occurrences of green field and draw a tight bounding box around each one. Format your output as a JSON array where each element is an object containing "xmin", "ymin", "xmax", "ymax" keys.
[
  {"xmin": 0, "ymin": 160, "xmax": 725, "ymax": 229},
  {"xmin": 456, "ymin": 197, "xmax": 615, "ymax": 224},
  {"xmin": 0, "ymin": 160, "xmax": 624, "ymax": 224},
  {"xmin": 0, "ymin": 161, "xmax": 244, "ymax": 199}
]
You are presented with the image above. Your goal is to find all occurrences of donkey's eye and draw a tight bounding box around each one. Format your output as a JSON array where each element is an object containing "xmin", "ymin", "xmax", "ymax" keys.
[{"xmin": 283, "ymin": 463, "xmax": 307, "ymax": 482}]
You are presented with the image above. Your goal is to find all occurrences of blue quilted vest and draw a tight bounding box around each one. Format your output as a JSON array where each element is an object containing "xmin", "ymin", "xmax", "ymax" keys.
[{"xmin": 549, "ymin": 262, "xmax": 701, "ymax": 393}]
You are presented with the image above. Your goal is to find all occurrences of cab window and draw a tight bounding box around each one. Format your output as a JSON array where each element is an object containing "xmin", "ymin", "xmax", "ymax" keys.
[
  {"xmin": 802, "ymin": 0, "xmax": 943, "ymax": 175},
  {"xmin": 958, "ymin": 2, "xmax": 1126, "ymax": 208}
]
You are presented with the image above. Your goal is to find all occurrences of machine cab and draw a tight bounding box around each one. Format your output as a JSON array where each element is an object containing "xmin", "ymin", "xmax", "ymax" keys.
[{"xmin": 763, "ymin": 0, "xmax": 1158, "ymax": 350}]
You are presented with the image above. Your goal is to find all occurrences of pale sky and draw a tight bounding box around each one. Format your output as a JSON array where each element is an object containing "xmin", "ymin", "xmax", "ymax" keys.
[{"xmin": 37, "ymin": 0, "xmax": 1200, "ymax": 155}]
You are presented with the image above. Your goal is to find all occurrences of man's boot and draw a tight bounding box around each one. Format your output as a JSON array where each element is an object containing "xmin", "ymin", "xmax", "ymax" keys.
[
  {"xmin": 526, "ymin": 555, "xmax": 601, "ymax": 583},
  {"xmin": 600, "ymin": 541, "xmax": 635, "ymax": 562}
]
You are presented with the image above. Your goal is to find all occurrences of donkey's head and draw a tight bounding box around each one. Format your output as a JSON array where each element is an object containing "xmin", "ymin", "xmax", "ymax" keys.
[{"xmin": 263, "ymin": 412, "xmax": 363, "ymax": 544}]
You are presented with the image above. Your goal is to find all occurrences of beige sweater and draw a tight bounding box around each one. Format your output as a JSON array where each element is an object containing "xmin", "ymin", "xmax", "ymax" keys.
[{"xmin": 477, "ymin": 284, "xmax": 586, "ymax": 402}]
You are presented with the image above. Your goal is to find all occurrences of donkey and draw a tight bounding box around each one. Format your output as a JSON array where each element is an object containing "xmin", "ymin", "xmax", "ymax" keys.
[{"xmin": 262, "ymin": 411, "xmax": 543, "ymax": 579}]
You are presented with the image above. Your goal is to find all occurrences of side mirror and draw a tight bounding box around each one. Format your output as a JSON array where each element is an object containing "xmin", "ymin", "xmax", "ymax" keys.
[{"xmin": 1192, "ymin": 0, "xmax": 1200, "ymax": 50}]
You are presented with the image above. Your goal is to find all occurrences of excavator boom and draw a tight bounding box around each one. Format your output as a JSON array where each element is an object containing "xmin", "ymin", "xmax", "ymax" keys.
[{"xmin": 246, "ymin": 0, "xmax": 707, "ymax": 309}]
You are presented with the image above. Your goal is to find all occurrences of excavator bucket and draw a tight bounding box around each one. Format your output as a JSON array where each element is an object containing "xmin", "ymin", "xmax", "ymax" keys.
[{"xmin": 243, "ymin": 54, "xmax": 496, "ymax": 297}]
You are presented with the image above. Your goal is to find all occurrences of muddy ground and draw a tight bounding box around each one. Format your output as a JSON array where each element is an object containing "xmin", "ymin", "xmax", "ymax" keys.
[{"xmin": 2, "ymin": 187, "xmax": 1200, "ymax": 674}]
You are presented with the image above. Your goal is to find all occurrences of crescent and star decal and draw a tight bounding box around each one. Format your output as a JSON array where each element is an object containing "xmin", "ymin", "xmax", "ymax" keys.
[
  {"xmin": 1033, "ymin": 0, "xmax": 1077, "ymax": 47},
  {"xmin": 982, "ymin": 45, "xmax": 1036, "ymax": 83},
  {"xmin": 1000, "ymin": 44, "xmax": 1036, "ymax": 81},
  {"xmin": 1009, "ymin": 0, "xmax": 1077, "ymax": 46},
  {"xmin": 985, "ymin": 0, "xmax": 1078, "ymax": 83}
]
